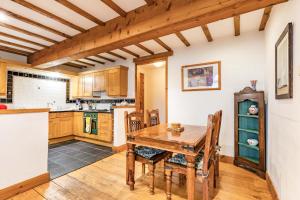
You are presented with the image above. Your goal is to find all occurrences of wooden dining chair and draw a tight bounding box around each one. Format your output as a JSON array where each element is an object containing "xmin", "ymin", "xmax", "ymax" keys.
[
  {"xmin": 165, "ymin": 114, "xmax": 216, "ymax": 200},
  {"xmin": 125, "ymin": 111, "xmax": 171, "ymax": 194},
  {"xmin": 147, "ymin": 109, "xmax": 160, "ymax": 127},
  {"xmin": 212, "ymin": 110, "xmax": 222, "ymax": 188}
]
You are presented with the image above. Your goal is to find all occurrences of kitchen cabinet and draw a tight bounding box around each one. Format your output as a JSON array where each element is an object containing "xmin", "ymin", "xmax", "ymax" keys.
[
  {"xmin": 93, "ymin": 71, "xmax": 106, "ymax": 92},
  {"xmin": 98, "ymin": 113, "xmax": 113, "ymax": 143},
  {"xmin": 107, "ymin": 66, "xmax": 128, "ymax": 97},
  {"xmin": 49, "ymin": 112, "xmax": 73, "ymax": 139},
  {"xmin": 70, "ymin": 76, "xmax": 79, "ymax": 99},
  {"xmin": 83, "ymin": 74, "xmax": 93, "ymax": 97},
  {"xmin": 73, "ymin": 112, "xmax": 84, "ymax": 136},
  {"xmin": 0, "ymin": 62, "xmax": 7, "ymax": 97}
]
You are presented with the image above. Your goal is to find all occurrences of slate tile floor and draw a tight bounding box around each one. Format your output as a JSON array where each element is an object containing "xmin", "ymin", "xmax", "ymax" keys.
[{"xmin": 48, "ymin": 140, "xmax": 114, "ymax": 179}]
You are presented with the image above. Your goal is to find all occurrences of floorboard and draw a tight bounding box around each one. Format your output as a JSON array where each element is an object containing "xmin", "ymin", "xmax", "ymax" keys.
[{"xmin": 8, "ymin": 152, "xmax": 272, "ymax": 200}]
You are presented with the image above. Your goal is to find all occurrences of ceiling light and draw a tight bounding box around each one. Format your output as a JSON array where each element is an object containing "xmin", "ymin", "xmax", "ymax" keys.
[
  {"xmin": 0, "ymin": 12, "xmax": 8, "ymax": 22},
  {"xmin": 153, "ymin": 61, "xmax": 165, "ymax": 68}
]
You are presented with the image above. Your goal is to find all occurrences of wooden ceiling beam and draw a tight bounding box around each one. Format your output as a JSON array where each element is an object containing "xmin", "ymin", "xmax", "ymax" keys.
[
  {"xmin": 145, "ymin": 0, "xmax": 155, "ymax": 6},
  {"xmin": 64, "ymin": 63, "xmax": 87, "ymax": 69},
  {"xmin": 154, "ymin": 38, "xmax": 172, "ymax": 52},
  {"xmin": 259, "ymin": 6, "xmax": 273, "ymax": 31},
  {"xmin": 0, "ymin": 39, "xmax": 38, "ymax": 52},
  {"xmin": 74, "ymin": 60, "xmax": 95, "ymax": 67},
  {"xmin": 201, "ymin": 25, "xmax": 213, "ymax": 42},
  {"xmin": 234, "ymin": 15, "xmax": 241, "ymax": 36},
  {"xmin": 28, "ymin": 0, "xmax": 288, "ymax": 67},
  {"xmin": 84, "ymin": 57, "xmax": 105, "ymax": 65},
  {"xmin": 0, "ymin": 22, "xmax": 57, "ymax": 44},
  {"xmin": 175, "ymin": 32, "xmax": 190, "ymax": 47},
  {"xmin": 0, "ymin": 45, "xmax": 31, "ymax": 56},
  {"xmin": 107, "ymin": 52, "xmax": 126, "ymax": 60},
  {"xmin": 11, "ymin": 0, "xmax": 85, "ymax": 32},
  {"xmin": 94, "ymin": 55, "xmax": 115, "ymax": 62},
  {"xmin": 134, "ymin": 51, "xmax": 173, "ymax": 65},
  {"xmin": 0, "ymin": 32, "xmax": 47, "ymax": 48},
  {"xmin": 119, "ymin": 47, "xmax": 140, "ymax": 58},
  {"xmin": 135, "ymin": 43, "xmax": 154, "ymax": 55},
  {"xmin": 0, "ymin": 8, "xmax": 72, "ymax": 39},
  {"xmin": 55, "ymin": 0, "xmax": 105, "ymax": 26},
  {"xmin": 101, "ymin": 0, "xmax": 126, "ymax": 17}
]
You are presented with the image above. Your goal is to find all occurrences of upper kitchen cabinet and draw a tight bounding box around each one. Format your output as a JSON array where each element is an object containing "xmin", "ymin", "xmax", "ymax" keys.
[
  {"xmin": 83, "ymin": 74, "xmax": 93, "ymax": 97},
  {"xmin": 0, "ymin": 62, "xmax": 7, "ymax": 97},
  {"xmin": 107, "ymin": 66, "xmax": 128, "ymax": 97},
  {"xmin": 93, "ymin": 71, "xmax": 106, "ymax": 92}
]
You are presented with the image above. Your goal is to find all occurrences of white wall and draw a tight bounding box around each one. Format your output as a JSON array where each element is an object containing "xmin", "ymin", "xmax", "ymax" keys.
[
  {"xmin": 168, "ymin": 31, "xmax": 266, "ymax": 156},
  {"xmin": 0, "ymin": 112, "xmax": 48, "ymax": 189},
  {"xmin": 264, "ymin": 1, "xmax": 300, "ymax": 199}
]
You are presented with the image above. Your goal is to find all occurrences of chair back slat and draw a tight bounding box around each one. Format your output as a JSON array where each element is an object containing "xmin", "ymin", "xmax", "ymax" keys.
[
  {"xmin": 213, "ymin": 110, "xmax": 222, "ymax": 147},
  {"xmin": 147, "ymin": 109, "xmax": 160, "ymax": 127},
  {"xmin": 202, "ymin": 114, "xmax": 216, "ymax": 173},
  {"xmin": 125, "ymin": 111, "xmax": 144, "ymax": 134}
]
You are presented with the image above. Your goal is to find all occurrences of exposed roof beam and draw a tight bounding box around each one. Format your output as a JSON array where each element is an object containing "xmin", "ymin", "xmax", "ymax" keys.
[
  {"xmin": 107, "ymin": 52, "xmax": 126, "ymax": 60},
  {"xmin": 154, "ymin": 38, "xmax": 172, "ymax": 52},
  {"xmin": 0, "ymin": 32, "xmax": 47, "ymax": 48},
  {"xmin": 11, "ymin": 0, "xmax": 85, "ymax": 32},
  {"xmin": 84, "ymin": 57, "xmax": 105, "ymax": 65},
  {"xmin": 119, "ymin": 47, "xmax": 140, "ymax": 58},
  {"xmin": 134, "ymin": 51, "xmax": 173, "ymax": 65},
  {"xmin": 0, "ymin": 8, "xmax": 71, "ymax": 39},
  {"xmin": 101, "ymin": 0, "xmax": 126, "ymax": 17},
  {"xmin": 28, "ymin": 0, "xmax": 288, "ymax": 67},
  {"xmin": 94, "ymin": 55, "xmax": 116, "ymax": 62},
  {"xmin": 144, "ymin": 0, "xmax": 155, "ymax": 6},
  {"xmin": 74, "ymin": 60, "xmax": 95, "ymax": 67},
  {"xmin": 55, "ymin": 0, "xmax": 105, "ymax": 26},
  {"xmin": 175, "ymin": 32, "xmax": 190, "ymax": 47},
  {"xmin": 0, "ymin": 45, "xmax": 31, "ymax": 56},
  {"xmin": 259, "ymin": 6, "xmax": 273, "ymax": 31},
  {"xmin": 201, "ymin": 25, "xmax": 213, "ymax": 42},
  {"xmin": 234, "ymin": 15, "xmax": 241, "ymax": 36},
  {"xmin": 64, "ymin": 62, "xmax": 86, "ymax": 69},
  {"xmin": 0, "ymin": 22, "xmax": 57, "ymax": 44},
  {"xmin": 135, "ymin": 43, "xmax": 154, "ymax": 55},
  {"xmin": 0, "ymin": 39, "xmax": 38, "ymax": 52}
]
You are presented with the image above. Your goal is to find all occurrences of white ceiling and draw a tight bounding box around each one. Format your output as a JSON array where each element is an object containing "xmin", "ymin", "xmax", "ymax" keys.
[{"xmin": 0, "ymin": 0, "xmax": 267, "ymax": 67}]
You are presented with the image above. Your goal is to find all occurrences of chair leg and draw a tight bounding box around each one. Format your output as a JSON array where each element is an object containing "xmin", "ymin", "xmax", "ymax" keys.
[
  {"xmin": 142, "ymin": 163, "xmax": 146, "ymax": 175},
  {"xmin": 126, "ymin": 153, "xmax": 129, "ymax": 185},
  {"xmin": 216, "ymin": 153, "xmax": 220, "ymax": 177},
  {"xmin": 166, "ymin": 168, "xmax": 172, "ymax": 200},
  {"xmin": 148, "ymin": 164, "xmax": 155, "ymax": 195},
  {"xmin": 214, "ymin": 153, "xmax": 219, "ymax": 188},
  {"xmin": 202, "ymin": 177, "xmax": 209, "ymax": 200}
]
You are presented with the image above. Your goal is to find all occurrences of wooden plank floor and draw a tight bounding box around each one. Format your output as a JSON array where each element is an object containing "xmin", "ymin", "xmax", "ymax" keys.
[{"xmin": 9, "ymin": 152, "xmax": 272, "ymax": 200}]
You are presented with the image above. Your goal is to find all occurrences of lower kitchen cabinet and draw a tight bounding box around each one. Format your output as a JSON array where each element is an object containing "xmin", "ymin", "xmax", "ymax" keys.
[
  {"xmin": 49, "ymin": 112, "xmax": 73, "ymax": 139},
  {"xmin": 98, "ymin": 113, "xmax": 113, "ymax": 143},
  {"xmin": 73, "ymin": 112, "xmax": 84, "ymax": 136}
]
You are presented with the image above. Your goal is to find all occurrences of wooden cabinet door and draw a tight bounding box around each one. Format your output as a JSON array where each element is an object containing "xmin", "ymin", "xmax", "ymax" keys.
[
  {"xmin": 0, "ymin": 62, "xmax": 7, "ymax": 96},
  {"xmin": 78, "ymin": 75, "xmax": 84, "ymax": 97},
  {"xmin": 93, "ymin": 72, "xmax": 105, "ymax": 92},
  {"xmin": 73, "ymin": 112, "xmax": 83, "ymax": 136},
  {"xmin": 70, "ymin": 76, "xmax": 79, "ymax": 99},
  {"xmin": 83, "ymin": 74, "xmax": 93, "ymax": 97},
  {"xmin": 49, "ymin": 119, "xmax": 60, "ymax": 139},
  {"xmin": 98, "ymin": 113, "xmax": 113, "ymax": 143},
  {"xmin": 107, "ymin": 69, "xmax": 120, "ymax": 96},
  {"xmin": 59, "ymin": 117, "xmax": 73, "ymax": 137}
]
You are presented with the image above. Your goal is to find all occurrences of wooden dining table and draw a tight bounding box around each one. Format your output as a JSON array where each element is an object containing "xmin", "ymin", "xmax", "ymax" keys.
[{"xmin": 126, "ymin": 123, "xmax": 207, "ymax": 200}]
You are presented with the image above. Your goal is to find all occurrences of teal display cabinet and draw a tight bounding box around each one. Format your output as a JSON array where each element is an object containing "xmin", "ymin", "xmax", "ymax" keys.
[{"xmin": 234, "ymin": 87, "xmax": 266, "ymax": 179}]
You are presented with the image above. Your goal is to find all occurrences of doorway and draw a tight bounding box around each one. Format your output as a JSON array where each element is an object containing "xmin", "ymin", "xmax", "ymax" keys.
[{"xmin": 136, "ymin": 59, "xmax": 168, "ymax": 123}]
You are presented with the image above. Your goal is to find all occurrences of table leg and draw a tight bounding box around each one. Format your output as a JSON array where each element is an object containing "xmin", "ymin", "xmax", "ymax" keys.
[
  {"xmin": 127, "ymin": 144, "xmax": 135, "ymax": 190},
  {"xmin": 186, "ymin": 155, "xmax": 196, "ymax": 200}
]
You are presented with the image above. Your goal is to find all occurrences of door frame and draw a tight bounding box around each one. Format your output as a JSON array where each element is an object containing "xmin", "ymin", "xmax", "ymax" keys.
[{"xmin": 135, "ymin": 57, "xmax": 169, "ymax": 123}]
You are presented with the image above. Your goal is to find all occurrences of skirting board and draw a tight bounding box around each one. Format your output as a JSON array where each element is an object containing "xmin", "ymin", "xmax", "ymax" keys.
[
  {"xmin": 112, "ymin": 144, "xmax": 127, "ymax": 153},
  {"xmin": 266, "ymin": 173, "xmax": 279, "ymax": 200},
  {"xmin": 219, "ymin": 155, "xmax": 234, "ymax": 164},
  {"xmin": 74, "ymin": 136, "xmax": 113, "ymax": 147},
  {"xmin": 0, "ymin": 173, "xmax": 49, "ymax": 200}
]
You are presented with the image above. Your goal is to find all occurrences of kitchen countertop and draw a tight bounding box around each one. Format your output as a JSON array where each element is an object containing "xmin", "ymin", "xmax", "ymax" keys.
[
  {"xmin": 0, "ymin": 108, "xmax": 50, "ymax": 114},
  {"xmin": 49, "ymin": 109, "xmax": 113, "ymax": 113}
]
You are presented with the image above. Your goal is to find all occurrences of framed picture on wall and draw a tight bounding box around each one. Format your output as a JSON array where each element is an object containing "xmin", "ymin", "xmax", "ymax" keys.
[
  {"xmin": 275, "ymin": 22, "xmax": 293, "ymax": 99},
  {"xmin": 181, "ymin": 61, "xmax": 221, "ymax": 91}
]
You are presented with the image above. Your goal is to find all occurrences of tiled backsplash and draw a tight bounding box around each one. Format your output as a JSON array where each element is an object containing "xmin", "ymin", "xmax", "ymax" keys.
[{"xmin": 0, "ymin": 70, "xmax": 135, "ymax": 107}]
